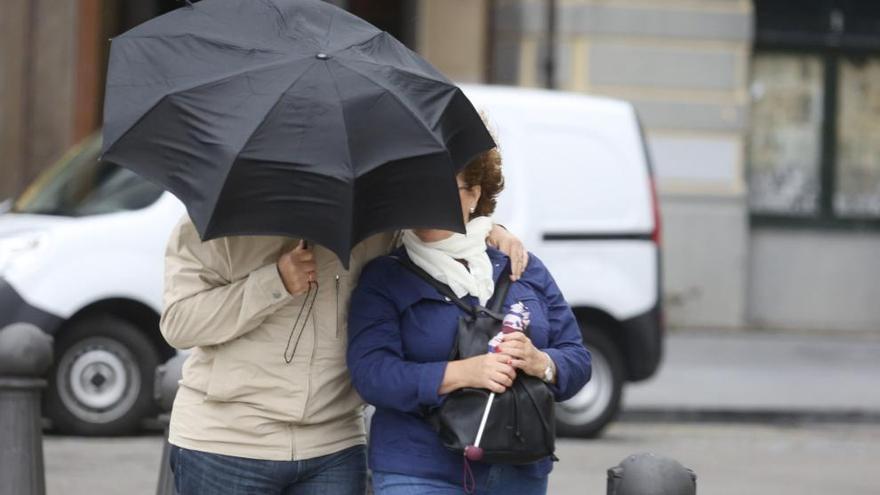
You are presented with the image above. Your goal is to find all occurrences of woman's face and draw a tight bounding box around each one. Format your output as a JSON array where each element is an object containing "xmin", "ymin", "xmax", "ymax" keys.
[{"xmin": 412, "ymin": 173, "xmax": 482, "ymax": 243}]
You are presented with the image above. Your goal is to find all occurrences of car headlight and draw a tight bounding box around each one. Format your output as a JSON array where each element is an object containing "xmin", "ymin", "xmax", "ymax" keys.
[{"xmin": 0, "ymin": 232, "xmax": 46, "ymax": 275}]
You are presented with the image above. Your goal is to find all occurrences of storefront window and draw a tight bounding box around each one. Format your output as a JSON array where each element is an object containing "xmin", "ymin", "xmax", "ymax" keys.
[
  {"xmin": 748, "ymin": 54, "xmax": 824, "ymax": 215},
  {"xmin": 751, "ymin": 1, "xmax": 880, "ymax": 228},
  {"xmin": 834, "ymin": 57, "xmax": 880, "ymax": 218}
]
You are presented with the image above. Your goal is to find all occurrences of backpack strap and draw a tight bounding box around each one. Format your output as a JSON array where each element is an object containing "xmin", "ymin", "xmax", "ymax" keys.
[
  {"xmin": 393, "ymin": 254, "xmax": 513, "ymax": 318},
  {"xmin": 392, "ymin": 255, "xmax": 475, "ymax": 315},
  {"xmin": 486, "ymin": 263, "xmax": 512, "ymax": 314}
]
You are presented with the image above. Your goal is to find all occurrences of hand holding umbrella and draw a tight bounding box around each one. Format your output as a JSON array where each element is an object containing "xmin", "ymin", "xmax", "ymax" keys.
[
  {"xmin": 277, "ymin": 240, "xmax": 317, "ymax": 296},
  {"xmin": 464, "ymin": 304, "xmax": 531, "ymax": 461}
]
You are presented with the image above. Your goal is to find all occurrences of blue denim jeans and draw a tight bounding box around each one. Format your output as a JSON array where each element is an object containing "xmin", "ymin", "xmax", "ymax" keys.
[
  {"xmin": 371, "ymin": 467, "xmax": 548, "ymax": 495},
  {"xmin": 170, "ymin": 444, "xmax": 367, "ymax": 495}
]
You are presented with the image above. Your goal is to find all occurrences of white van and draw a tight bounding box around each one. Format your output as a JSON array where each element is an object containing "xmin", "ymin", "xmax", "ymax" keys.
[{"xmin": 0, "ymin": 85, "xmax": 662, "ymax": 437}]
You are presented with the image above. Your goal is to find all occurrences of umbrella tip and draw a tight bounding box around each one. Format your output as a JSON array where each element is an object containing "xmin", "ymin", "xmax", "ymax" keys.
[{"xmin": 464, "ymin": 446, "xmax": 483, "ymax": 461}]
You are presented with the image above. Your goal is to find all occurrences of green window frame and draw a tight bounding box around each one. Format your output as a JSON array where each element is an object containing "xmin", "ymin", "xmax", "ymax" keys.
[{"xmin": 750, "ymin": 3, "xmax": 880, "ymax": 231}]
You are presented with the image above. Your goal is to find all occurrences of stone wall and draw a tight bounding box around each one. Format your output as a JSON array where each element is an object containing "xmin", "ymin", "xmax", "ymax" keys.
[{"xmin": 749, "ymin": 227, "xmax": 880, "ymax": 332}]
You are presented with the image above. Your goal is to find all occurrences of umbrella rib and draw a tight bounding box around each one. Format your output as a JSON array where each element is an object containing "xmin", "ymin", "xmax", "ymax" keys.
[
  {"xmin": 228, "ymin": 61, "xmax": 320, "ymax": 165},
  {"xmin": 202, "ymin": 61, "xmax": 321, "ymax": 236},
  {"xmin": 262, "ymin": 0, "xmax": 289, "ymax": 32},
  {"xmin": 337, "ymin": 56, "xmax": 456, "ymax": 91},
  {"xmin": 104, "ymin": 53, "xmax": 316, "ymax": 154},
  {"xmin": 107, "ymin": 50, "xmax": 313, "ymax": 90},
  {"xmin": 335, "ymin": 30, "xmax": 383, "ymax": 54},
  {"xmin": 339, "ymin": 63, "xmax": 446, "ymax": 151},
  {"xmin": 324, "ymin": 62, "xmax": 354, "ymax": 176},
  {"xmin": 120, "ymin": 32, "xmax": 284, "ymax": 55},
  {"xmin": 322, "ymin": 9, "xmax": 338, "ymax": 49},
  {"xmin": 263, "ymin": 0, "xmax": 323, "ymax": 51},
  {"xmin": 335, "ymin": 58, "xmax": 458, "ymax": 131},
  {"xmin": 335, "ymin": 33, "xmax": 454, "ymax": 89},
  {"xmin": 324, "ymin": 61, "xmax": 357, "ymax": 248}
]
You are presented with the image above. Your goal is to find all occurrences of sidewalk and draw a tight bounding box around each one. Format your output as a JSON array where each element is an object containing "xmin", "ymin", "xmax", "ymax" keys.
[
  {"xmin": 41, "ymin": 330, "xmax": 880, "ymax": 494},
  {"xmin": 622, "ymin": 329, "xmax": 880, "ymax": 420}
]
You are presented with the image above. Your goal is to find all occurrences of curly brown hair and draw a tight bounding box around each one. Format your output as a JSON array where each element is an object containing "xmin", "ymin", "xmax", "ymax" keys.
[{"xmin": 459, "ymin": 146, "xmax": 504, "ymax": 217}]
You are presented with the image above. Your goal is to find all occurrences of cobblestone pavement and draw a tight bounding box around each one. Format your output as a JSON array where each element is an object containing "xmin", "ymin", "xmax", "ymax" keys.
[{"xmin": 46, "ymin": 420, "xmax": 880, "ymax": 495}]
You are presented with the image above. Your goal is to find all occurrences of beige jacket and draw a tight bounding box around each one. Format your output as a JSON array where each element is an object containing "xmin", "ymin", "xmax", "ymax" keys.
[{"xmin": 160, "ymin": 215, "xmax": 393, "ymax": 461}]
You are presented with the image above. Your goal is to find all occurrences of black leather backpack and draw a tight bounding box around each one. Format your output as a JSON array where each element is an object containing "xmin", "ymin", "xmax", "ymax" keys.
[{"xmin": 396, "ymin": 256, "xmax": 556, "ymax": 465}]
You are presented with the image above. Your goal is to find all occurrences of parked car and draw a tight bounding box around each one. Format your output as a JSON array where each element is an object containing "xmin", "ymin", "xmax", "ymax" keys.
[
  {"xmin": 0, "ymin": 137, "xmax": 182, "ymax": 435},
  {"xmin": 0, "ymin": 85, "xmax": 662, "ymax": 437}
]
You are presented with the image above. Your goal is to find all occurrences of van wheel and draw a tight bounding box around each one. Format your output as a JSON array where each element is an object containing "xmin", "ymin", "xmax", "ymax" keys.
[
  {"xmin": 45, "ymin": 314, "xmax": 159, "ymax": 435},
  {"xmin": 555, "ymin": 326, "xmax": 624, "ymax": 438}
]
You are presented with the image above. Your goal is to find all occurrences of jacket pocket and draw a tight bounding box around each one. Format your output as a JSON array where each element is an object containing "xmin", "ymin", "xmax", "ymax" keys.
[
  {"xmin": 204, "ymin": 343, "xmax": 251, "ymax": 401},
  {"xmin": 204, "ymin": 336, "xmax": 307, "ymax": 405}
]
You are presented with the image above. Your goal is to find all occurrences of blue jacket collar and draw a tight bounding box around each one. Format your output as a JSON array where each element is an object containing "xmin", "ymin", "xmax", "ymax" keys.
[{"xmin": 389, "ymin": 246, "xmax": 511, "ymax": 307}]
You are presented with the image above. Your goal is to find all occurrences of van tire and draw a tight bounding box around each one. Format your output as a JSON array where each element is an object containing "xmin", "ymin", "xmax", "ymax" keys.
[
  {"xmin": 555, "ymin": 326, "xmax": 624, "ymax": 438},
  {"xmin": 45, "ymin": 314, "xmax": 159, "ymax": 436}
]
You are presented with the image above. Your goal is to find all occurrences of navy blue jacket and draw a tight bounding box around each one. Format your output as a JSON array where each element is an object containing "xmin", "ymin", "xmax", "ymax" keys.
[{"xmin": 347, "ymin": 247, "xmax": 591, "ymax": 484}]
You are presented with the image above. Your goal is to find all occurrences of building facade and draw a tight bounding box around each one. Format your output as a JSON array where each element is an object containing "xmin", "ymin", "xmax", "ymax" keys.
[
  {"xmin": 1, "ymin": 0, "xmax": 877, "ymax": 331},
  {"xmin": 745, "ymin": 2, "xmax": 880, "ymax": 332},
  {"xmin": 421, "ymin": 0, "xmax": 753, "ymax": 329},
  {"xmin": 416, "ymin": 0, "xmax": 880, "ymax": 332}
]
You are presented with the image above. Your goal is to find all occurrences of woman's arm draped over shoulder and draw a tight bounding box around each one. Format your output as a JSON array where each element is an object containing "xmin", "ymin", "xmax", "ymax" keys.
[
  {"xmin": 159, "ymin": 217, "xmax": 295, "ymax": 349},
  {"xmin": 529, "ymin": 256, "xmax": 592, "ymax": 401},
  {"xmin": 347, "ymin": 260, "xmax": 448, "ymax": 413}
]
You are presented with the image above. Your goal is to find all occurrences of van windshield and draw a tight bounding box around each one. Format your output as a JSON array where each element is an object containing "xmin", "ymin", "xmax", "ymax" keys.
[{"xmin": 12, "ymin": 136, "xmax": 164, "ymax": 217}]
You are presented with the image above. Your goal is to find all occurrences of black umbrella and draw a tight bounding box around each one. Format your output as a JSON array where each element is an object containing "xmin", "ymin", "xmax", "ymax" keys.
[{"xmin": 102, "ymin": 0, "xmax": 493, "ymax": 264}]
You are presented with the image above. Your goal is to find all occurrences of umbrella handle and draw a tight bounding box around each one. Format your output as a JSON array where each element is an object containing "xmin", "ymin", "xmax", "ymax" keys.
[
  {"xmin": 464, "ymin": 392, "xmax": 495, "ymax": 462},
  {"xmin": 473, "ymin": 392, "xmax": 495, "ymax": 448}
]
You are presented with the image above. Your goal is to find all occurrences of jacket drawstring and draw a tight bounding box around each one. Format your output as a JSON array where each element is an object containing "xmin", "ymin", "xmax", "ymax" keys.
[{"xmin": 283, "ymin": 280, "xmax": 318, "ymax": 363}]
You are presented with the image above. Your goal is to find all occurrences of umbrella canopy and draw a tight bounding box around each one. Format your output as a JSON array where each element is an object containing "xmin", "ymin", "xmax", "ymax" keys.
[{"xmin": 102, "ymin": 0, "xmax": 494, "ymax": 264}]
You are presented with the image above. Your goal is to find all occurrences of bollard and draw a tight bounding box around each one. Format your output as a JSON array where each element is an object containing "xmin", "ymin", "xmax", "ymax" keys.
[
  {"xmin": 0, "ymin": 323, "xmax": 54, "ymax": 495},
  {"xmin": 155, "ymin": 354, "xmax": 185, "ymax": 495},
  {"xmin": 607, "ymin": 452, "xmax": 696, "ymax": 495}
]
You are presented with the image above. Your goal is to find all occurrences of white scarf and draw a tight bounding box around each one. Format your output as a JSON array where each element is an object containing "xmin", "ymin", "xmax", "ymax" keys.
[{"xmin": 402, "ymin": 216, "xmax": 495, "ymax": 305}]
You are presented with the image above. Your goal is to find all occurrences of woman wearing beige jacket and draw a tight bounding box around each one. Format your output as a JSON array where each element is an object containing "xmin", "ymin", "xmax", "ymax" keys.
[{"xmin": 159, "ymin": 214, "xmax": 527, "ymax": 495}]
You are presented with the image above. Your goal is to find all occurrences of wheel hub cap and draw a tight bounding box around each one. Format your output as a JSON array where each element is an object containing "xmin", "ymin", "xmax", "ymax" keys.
[
  {"xmin": 56, "ymin": 335, "xmax": 142, "ymax": 425},
  {"xmin": 69, "ymin": 349, "xmax": 127, "ymax": 410}
]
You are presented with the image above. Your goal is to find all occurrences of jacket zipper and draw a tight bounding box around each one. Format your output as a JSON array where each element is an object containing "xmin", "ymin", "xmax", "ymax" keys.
[{"xmin": 335, "ymin": 274, "xmax": 341, "ymax": 339}]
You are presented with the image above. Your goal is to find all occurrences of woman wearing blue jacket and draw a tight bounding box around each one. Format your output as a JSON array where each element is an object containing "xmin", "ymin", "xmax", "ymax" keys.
[{"xmin": 347, "ymin": 145, "xmax": 591, "ymax": 495}]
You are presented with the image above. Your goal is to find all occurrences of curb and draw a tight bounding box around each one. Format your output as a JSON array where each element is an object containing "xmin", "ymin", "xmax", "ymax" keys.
[{"xmin": 620, "ymin": 408, "xmax": 880, "ymax": 425}]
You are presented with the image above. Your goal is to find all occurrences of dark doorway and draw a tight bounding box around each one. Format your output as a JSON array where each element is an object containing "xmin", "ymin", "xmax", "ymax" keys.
[
  {"xmin": 348, "ymin": 0, "xmax": 417, "ymax": 48},
  {"xmin": 117, "ymin": 0, "xmax": 180, "ymax": 33}
]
